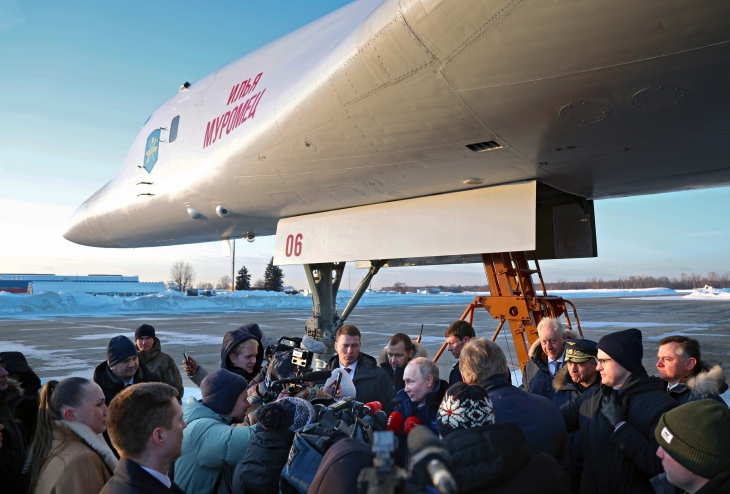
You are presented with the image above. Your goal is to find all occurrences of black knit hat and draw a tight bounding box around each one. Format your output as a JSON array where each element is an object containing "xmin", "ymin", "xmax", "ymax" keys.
[
  {"xmin": 597, "ymin": 328, "xmax": 643, "ymax": 373},
  {"xmin": 135, "ymin": 324, "xmax": 156, "ymax": 340},
  {"xmin": 436, "ymin": 382, "xmax": 495, "ymax": 437},
  {"xmin": 107, "ymin": 335, "xmax": 138, "ymax": 367},
  {"xmin": 201, "ymin": 369, "xmax": 248, "ymax": 416},
  {"xmin": 655, "ymin": 400, "xmax": 730, "ymax": 479}
]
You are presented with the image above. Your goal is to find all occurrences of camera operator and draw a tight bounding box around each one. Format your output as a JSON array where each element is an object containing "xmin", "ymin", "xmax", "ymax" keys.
[{"xmin": 325, "ymin": 325, "xmax": 395, "ymax": 410}]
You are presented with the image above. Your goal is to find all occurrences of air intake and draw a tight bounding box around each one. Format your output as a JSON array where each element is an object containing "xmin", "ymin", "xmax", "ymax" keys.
[{"xmin": 466, "ymin": 141, "xmax": 501, "ymax": 152}]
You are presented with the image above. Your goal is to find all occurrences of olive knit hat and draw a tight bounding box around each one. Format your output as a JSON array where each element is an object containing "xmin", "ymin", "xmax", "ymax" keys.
[{"xmin": 655, "ymin": 399, "xmax": 730, "ymax": 479}]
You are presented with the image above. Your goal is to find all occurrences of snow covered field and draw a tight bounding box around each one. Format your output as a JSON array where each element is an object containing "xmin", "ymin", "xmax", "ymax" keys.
[{"xmin": 1, "ymin": 286, "xmax": 728, "ymax": 318}]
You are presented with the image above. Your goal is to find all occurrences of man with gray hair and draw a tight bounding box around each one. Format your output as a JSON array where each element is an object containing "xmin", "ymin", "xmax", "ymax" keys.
[
  {"xmin": 523, "ymin": 318, "xmax": 571, "ymax": 404},
  {"xmin": 392, "ymin": 357, "xmax": 448, "ymax": 438},
  {"xmin": 461, "ymin": 338, "xmax": 569, "ymax": 473}
]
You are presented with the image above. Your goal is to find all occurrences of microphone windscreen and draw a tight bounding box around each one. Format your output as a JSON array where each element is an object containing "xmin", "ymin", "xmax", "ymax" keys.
[
  {"xmin": 386, "ymin": 411, "xmax": 404, "ymax": 433},
  {"xmin": 323, "ymin": 368, "xmax": 357, "ymax": 398},
  {"xmin": 404, "ymin": 416, "xmax": 421, "ymax": 435},
  {"xmin": 300, "ymin": 335, "xmax": 330, "ymax": 355},
  {"xmin": 406, "ymin": 423, "xmax": 440, "ymax": 452},
  {"xmin": 363, "ymin": 401, "xmax": 382, "ymax": 415}
]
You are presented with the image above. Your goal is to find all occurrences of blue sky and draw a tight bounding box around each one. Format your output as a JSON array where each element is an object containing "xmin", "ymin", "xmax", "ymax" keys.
[{"xmin": 1, "ymin": 0, "xmax": 728, "ymax": 290}]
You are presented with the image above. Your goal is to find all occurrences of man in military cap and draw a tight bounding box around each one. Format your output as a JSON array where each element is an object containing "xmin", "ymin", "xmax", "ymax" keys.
[{"xmin": 552, "ymin": 338, "xmax": 600, "ymax": 407}]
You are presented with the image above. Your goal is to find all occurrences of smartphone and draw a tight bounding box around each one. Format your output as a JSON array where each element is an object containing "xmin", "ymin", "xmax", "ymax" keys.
[{"xmin": 183, "ymin": 351, "xmax": 191, "ymax": 366}]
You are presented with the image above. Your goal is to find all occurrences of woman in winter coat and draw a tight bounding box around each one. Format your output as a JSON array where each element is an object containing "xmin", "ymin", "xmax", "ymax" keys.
[{"xmin": 27, "ymin": 377, "xmax": 117, "ymax": 494}]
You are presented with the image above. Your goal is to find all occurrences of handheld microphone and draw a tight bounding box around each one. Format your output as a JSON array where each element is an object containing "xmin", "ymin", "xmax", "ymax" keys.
[
  {"xmin": 386, "ymin": 411, "xmax": 403, "ymax": 433},
  {"xmin": 404, "ymin": 416, "xmax": 421, "ymax": 435},
  {"xmin": 407, "ymin": 426, "xmax": 458, "ymax": 494},
  {"xmin": 363, "ymin": 401, "xmax": 382, "ymax": 416}
]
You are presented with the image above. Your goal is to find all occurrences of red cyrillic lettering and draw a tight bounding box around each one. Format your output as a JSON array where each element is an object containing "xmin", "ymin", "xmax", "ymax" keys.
[
  {"xmin": 227, "ymin": 84, "xmax": 240, "ymax": 105},
  {"xmin": 218, "ymin": 111, "xmax": 231, "ymax": 139},
  {"xmin": 204, "ymin": 120, "xmax": 216, "ymax": 148},
  {"xmin": 248, "ymin": 89, "xmax": 266, "ymax": 120},
  {"xmin": 241, "ymin": 98, "xmax": 252, "ymax": 123},
  {"xmin": 251, "ymin": 72, "xmax": 262, "ymax": 93},
  {"xmin": 211, "ymin": 117, "xmax": 221, "ymax": 144}
]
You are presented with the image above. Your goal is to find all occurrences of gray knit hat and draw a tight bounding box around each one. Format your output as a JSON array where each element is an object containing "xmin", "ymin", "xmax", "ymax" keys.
[{"xmin": 655, "ymin": 399, "xmax": 730, "ymax": 479}]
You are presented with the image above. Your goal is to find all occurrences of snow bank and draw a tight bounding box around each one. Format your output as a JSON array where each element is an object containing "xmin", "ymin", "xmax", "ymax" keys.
[
  {"xmin": 682, "ymin": 287, "xmax": 730, "ymax": 300},
  {"xmin": 1, "ymin": 286, "xmax": 719, "ymax": 318}
]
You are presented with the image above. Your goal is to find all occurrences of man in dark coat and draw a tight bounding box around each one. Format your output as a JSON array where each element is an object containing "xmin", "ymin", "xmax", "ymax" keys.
[
  {"xmin": 392, "ymin": 358, "xmax": 448, "ymax": 436},
  {"xmin": 101, "ymin": 383, "xmax": 187, "ymax": 494},
  {"xmin": 0, "ymin": 356, "xmax": 28, "ymax": 494},
  {"xmin": 461, "ymin": 338, "xmax": 570, "ymax": 471},
  {"xmin": 437, "ymin": 383, "xmax": 569, "ymax": 494},
  {"xmin": 377, "ymin": 333, "xmax": 428, "ymax": 392},
  {"xmin": 651, "ymin": 400, "xmax": 730, "ymax": 494},
  {"xmin": 444, "ymin": 320, "xmax": 475, "ymax": 386},
  {"xmin": 0, "ymin": 351, "xmax": 41, "ymax": 446},
  {"xmin": 233, "ymin": 397, "xmax": 316, "ymax": 494},
  {"xmin": 554, "ymin": 339, "xmax": 601, "ymax": 493},
  {"xmin": 560, "ymin": 328, "xmax": 677, "ymax": 493},
  {"xmin": 94, "ymin": 336, "xmax": 162, "ymax": 455},
  {"xmin": 656, "ymin": 335, "xmax": 728, "ymax": 406},
  {"xmin": 135, "ymin": 324, "xmax": 184, "ymax": 403},
  {"xmin": 326, "ymin": 325, "xmax": 396, "ymax": 409},
  {"xmin": 523, "ymin": 318, "xmax": 580, "ymax": 406}
]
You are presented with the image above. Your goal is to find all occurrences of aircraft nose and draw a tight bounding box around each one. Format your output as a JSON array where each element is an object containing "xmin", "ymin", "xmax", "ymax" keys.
[{"xmin": 63, "ymin": 203, "xmax": 109, "ymax": 247}]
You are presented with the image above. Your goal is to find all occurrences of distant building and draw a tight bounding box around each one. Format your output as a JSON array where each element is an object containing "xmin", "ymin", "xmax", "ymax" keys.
[{"xmin": 0, "ymin": 274, "xmax": 166, "ymax": 297}]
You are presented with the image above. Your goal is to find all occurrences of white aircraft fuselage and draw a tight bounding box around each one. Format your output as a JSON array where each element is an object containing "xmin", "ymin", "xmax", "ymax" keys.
[{"xmin": 64, "ymin": 0, "xmax": 730, "ymax": 249}]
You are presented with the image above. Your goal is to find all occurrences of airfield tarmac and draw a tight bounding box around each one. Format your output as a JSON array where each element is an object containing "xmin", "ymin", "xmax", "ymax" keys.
[{"xmin": 1, "ymin": 296, "xmax": 729, "ymax": 400}]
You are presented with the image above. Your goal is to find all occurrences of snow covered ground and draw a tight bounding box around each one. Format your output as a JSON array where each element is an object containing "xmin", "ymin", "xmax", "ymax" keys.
[{"xmin": 1, "ymin": 286, "xmax": 728, "ymax": 318}]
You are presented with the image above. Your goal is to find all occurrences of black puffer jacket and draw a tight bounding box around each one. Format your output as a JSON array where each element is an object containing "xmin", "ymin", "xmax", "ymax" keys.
[
  {"xmin": 560, "ymin": 369, "xmax": 677, "ymax": 494},
  {"xmin": 0, "ymin": 379, "xmax": 28, "ymax": 494},
  {"xmin": 233, "ymin": 428, "xmax": 294, "ymax": 494},
  {"xmin": 441, "ymin": 422, "xmax": 569, "ymax": 494},
  {"xmin": 326, "ymin": 353, "xmax": 396, "ymax": 411}
]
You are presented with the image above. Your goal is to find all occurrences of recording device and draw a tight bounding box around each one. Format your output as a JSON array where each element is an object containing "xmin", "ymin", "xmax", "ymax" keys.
[
  {"xmin": 387, "ymin": 412, "xmax": 404, "ymax": 433},
  {"xmin": 182, "ymin": 351, "xmax": 191, "ymax": 366},
  {"xmin": 403, "ymin": 417, "xmax": 421, "ymax": 435},
  {"xmin": 407, "ymin": 427, "xmax": 458, "ymax": 494},
  {"xmin": 267, "ymin": 370, "xmax": 332, "ymax": 398},
  {"xmin": 358, "ymin": 429, "xmax": 457, "ymax": 494}
]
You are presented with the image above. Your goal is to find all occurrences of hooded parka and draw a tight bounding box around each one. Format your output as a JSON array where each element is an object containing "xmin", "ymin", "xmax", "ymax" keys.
[
  {"xmin": 664, "ymin": 364, "xmax": 728, "ymax": 407},
  {"xmin": 137, "ymin": 338, "xmax": 184, "ymax": 403},
  {"xmin": 34, "ymin": 420, "xmax": 117, "ymax": 494},
  {"xmin": 189, "ymin": 324, "xmax": 265, "ymax": 386},
  {"xmin": 560, "ymin": 369, "xmax": 677, "ymax": 493},
  {"xmin": 523, "ymin": 330, "xmax": 579, "ymax": 406}
]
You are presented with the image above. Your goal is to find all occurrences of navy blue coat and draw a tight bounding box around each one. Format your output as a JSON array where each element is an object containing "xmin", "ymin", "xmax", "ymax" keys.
[
  {"xmin": 448, "ymin": 363, "xmax": 463, "ymax": 386},
  {"xmin": 480, "ymin": 373, "xmax": 569, "ymax": 473},
  {"xmin": 392, "ymin": 379, "xmax": 448, "ymax": 436}
]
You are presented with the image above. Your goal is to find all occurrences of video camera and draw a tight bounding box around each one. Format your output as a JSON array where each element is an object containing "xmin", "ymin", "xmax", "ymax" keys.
[
  {"xmin": 357, "ymin": 429, "xmax": 458, "ymax": 494},
  {"xmin": 257, "ymin": 336, "xmax": 319, "ymax": 402}
]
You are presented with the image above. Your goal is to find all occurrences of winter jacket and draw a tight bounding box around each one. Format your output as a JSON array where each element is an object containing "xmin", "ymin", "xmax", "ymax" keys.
[
  {"xmin": 392, "ymin": 379, "xmax": 448, "ymax": 436},
  {"xmin": 552, "ymin": 368, "xmax": 601, "ymax": 493},
  {"xmin": 34, "ymin": 421, "xmax": 117, "ymax": 494},
  {"xmin": 376, "ymin": 342, "xmax": 429, "ymax": 392},
  {"xmin": 441, "ymin": 422, "xmax": 569, "ymax": 494},
  {"xmin": 560, "ymin": 369, "xmax": 677, "ymax": 494},
  {"xmin": 664, "ymin": 364, "xmax": 728, "ymax": 407},
  {"xmin": 307, "ymin": 438, "xmax": 374, "ymax": 494},
  {"xmin": 93, "ymin": 360, "xmax": 163, "ymax": 407},
  {"xmin": 523, "ymin": 330, "xmax": 579, "ymax": 406},
  {"xmin": 479, "ymin": 373, "xmax": 570, "ymax": 472},
  {"xmin": 0, "ymin": 351, "xmax": 41, "ymax": 445},
  {"xmin": 233, "ymin": 427, "xmax": 294, "ymax": 494},
  {"xmin": 696, "ymin": 468, "xmax": 730, "ymax": 494},
  {"xmin": 449, "ymin": 362, "xmax": 463, "ymax": 386},
  {"xmin": 174, "ymin": 397, "xmax": 256, "ymax": 494},
  {"xmin": 100, "ymin": 457, "xmax": 186, "ymax": 494},
  {"xmin": 190, "ymin": 324, "xmax": 265, "ymax": 386},
  {"xmin": 326, "ymin": 353, "xmax": 397, "ymax": 411},
  {"xmin": 137, "ymin": 338, "xmax": 184, "ymax": 402},
  {"xmin": 0, "ymin": 379, "xmax": 28, "ymax": 494}
]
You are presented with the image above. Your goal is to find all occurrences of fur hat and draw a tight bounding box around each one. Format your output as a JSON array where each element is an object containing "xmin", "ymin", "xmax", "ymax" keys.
[{"xmin": 436, "ymin": 382, "xmax": 495, "ymax": 437}]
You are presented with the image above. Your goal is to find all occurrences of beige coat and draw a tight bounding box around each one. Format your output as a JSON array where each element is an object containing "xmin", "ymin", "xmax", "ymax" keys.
[{"xmin": 34, "ymin": 421, "xmax": 117, "ymax": 494}]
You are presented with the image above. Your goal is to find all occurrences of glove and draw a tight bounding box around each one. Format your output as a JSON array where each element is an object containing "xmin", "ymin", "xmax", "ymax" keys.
[{"xmin": 601, "ymin": 390, "xmax": 629, "ymax": 428}]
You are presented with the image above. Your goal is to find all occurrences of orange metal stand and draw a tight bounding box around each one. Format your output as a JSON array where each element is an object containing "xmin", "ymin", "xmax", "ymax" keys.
[{"xmin": 433, "ymin": 251, "xmax": 582, "ymax": 371}]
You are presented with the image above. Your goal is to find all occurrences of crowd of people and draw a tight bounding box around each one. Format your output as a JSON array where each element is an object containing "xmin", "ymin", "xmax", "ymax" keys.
[{"xmin": 1, "ymin": 318, "xmax": 728, "ymax": 494}]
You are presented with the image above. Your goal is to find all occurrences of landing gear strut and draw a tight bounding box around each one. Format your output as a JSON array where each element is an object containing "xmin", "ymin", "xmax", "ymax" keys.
[
  {"xmin": 434, "ymin": 251, "xmax": 582, "ymax": 370},
  {"xmin": 303, "ymin": 260, "xmax": 384, "ymax": 353}
]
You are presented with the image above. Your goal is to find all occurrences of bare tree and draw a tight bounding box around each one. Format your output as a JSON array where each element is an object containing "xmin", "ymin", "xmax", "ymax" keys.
[
  {"xmin": 199, "ymin": 281, "xmax": 214, "ymax": 290},
  {"xmin": 253, "ymin": 278, "xmax": 265, "ymax": 289},
  {"xmin": 216, "ymin": 276, "xmax": 231, "ymax": 290},
  {"xmin": 170, "ymin": 260, "xmax": 195, "ymax": 292}
]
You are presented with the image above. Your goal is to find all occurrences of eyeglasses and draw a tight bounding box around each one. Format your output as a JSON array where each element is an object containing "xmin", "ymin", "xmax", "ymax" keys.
[{"xmin": 597, "ymin": 358, "xmax": 613, "ymax": 366}]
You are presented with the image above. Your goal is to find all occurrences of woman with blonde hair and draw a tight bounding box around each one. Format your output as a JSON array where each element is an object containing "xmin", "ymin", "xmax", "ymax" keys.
[{"xmin": 27, "ymin": 377, "xmax": 117, "ymax": 494}]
